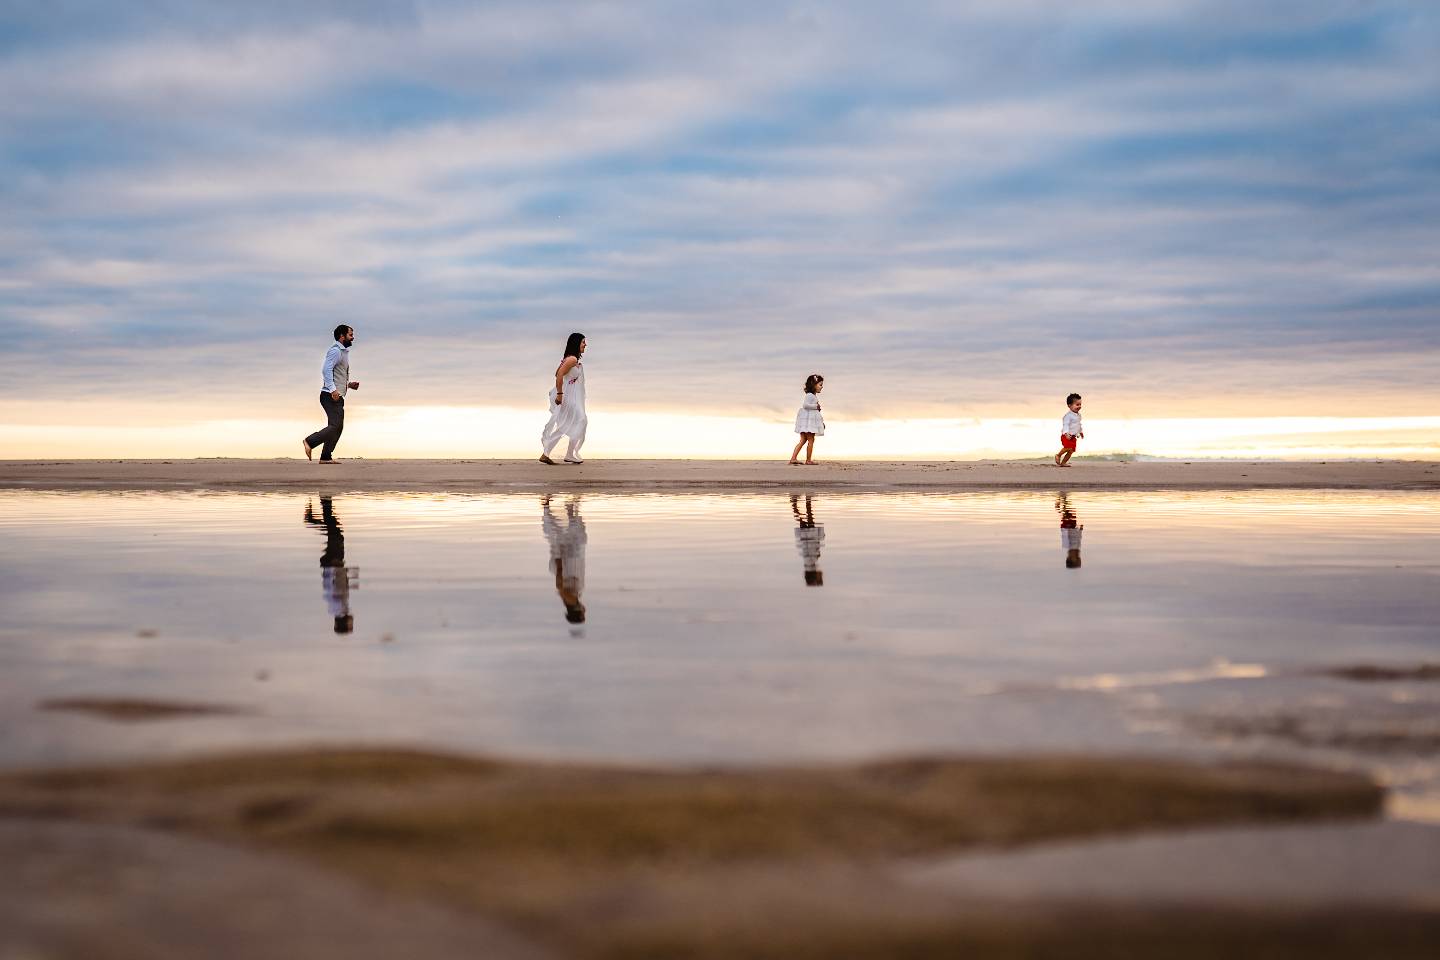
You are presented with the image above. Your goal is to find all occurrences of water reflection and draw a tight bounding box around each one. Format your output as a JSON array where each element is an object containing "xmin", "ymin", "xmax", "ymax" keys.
[
  {"xmin": 1057, "ymin": 492, "xmax": 1083, "ymax": 569},
  {"xmin": 791, "ymin": 494, "xmax": 826, "ymax": 587},
  {"xmin": 304, "ymin": 497, "xmax": 358, "ymax": 633},
  {"xmin": 542, "ymin": 495, "xmax": 587, "ymax": 628}
]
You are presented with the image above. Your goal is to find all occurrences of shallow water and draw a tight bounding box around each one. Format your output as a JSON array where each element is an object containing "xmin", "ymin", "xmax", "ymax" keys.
[{"xmin": 2, "ymin": 489, "xmax": 1437, "ymax": 810}]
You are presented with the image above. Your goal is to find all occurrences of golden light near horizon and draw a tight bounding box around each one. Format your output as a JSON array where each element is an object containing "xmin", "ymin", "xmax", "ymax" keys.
[{"xmin": 2, "ymin": 406, "xmax": 1436, "ymax": 461}]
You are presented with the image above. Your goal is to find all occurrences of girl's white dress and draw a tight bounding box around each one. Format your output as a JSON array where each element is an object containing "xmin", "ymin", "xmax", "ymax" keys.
[
  {"xmin": 794, "ymin": 392, "xmax": 825, "ymax": 435},
  {"xmin": 541, "ymin": 360, "xmax": 587, "ymax": 459}
]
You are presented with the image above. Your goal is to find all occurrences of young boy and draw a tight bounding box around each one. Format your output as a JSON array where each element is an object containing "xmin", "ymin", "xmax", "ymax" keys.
[{"xmin": 1055, "ymin": 393, "xmax": 1083, "ymax": 467}]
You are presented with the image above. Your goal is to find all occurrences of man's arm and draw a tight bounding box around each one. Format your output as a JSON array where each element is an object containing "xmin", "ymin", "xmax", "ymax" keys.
[{"xmin": 322, "ymin": 345, "xmax": 341, "ymax": 396}]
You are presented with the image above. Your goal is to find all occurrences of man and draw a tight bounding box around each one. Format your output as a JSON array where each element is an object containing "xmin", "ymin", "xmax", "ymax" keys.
[{"xmin": 302, "ymin": 325, "xmax": 359, "ymax": 463}]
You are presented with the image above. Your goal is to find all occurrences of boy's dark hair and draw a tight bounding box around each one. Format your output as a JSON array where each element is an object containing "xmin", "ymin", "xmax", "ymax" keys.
[
  {"xmin": 334, "ymin": 615, "xmax": 354, "ymax": 634},
  {"xmin": 1066, "ymin": 392, "xmax": 1082, "ymax": 405},
  {"xmin": 334, "ymin": 324, "xmax": 352, "ymax": 341},
  {"xmin": 563, "ymin": 332, "xmax": 586, "ymax": 358},
  {"xmin": 1065, "ymin": 554, "xmax": 1082, "ymax": 569},
  {"xmin": 804, "ymin": 374, "xmax": 824, "ymax": 394}
]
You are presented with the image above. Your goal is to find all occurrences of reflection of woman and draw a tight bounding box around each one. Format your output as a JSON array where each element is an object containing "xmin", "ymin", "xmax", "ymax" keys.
[
  {"xmin": 791, "ymin": 494, "xmax": 825, "ymax": 587},
  {"xmin": 540, "ymin": 332, "xmax": 588, "ymax": 465},
  {"xmin": 304, "ymin": 497, "xmax": 357, "ymax": 633},
  {"xmin": 542, "ymin": 495, "xmax": 587, "ymax": 623},
  {"xmin": 1056, "ymin": 492, "xmax": 1083, "ymax": 569}
]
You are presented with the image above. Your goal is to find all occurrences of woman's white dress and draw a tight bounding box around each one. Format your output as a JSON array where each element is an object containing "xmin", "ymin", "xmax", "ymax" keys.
[
  {"xmin": 794, "ymin": 392, "xmax": 825, "ymax": 435},
  {"xmin": 541, "ymin": 361, "xmax": 587, "ymax": 459}
]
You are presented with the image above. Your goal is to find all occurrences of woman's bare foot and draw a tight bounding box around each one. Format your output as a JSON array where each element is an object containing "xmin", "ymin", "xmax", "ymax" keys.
[
  {"xmin": 804, "ymin": 460, "xmax": 817, "ymax": 465},
  {"xmin": 788, "ymin": 460, "xmax": 800, "ymax": 465},
  {"xmin": 539, "ymin": 455, "xmax": 556, "ymax": 465}
]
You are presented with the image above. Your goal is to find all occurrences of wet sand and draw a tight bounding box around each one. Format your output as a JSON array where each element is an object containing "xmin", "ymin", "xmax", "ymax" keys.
[
  {"xmin": 1, "ymin": 457, "xmax": 1437, "ymax": 491},
  {"xmin": 5, "ymin": 747, "xmax": 1439, "ymax": 958}
]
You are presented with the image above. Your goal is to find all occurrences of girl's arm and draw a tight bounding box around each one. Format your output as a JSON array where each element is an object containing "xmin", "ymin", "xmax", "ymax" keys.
[{"xmin": 804, "ymin": 393, "xmax": 820, "ymax": 410}]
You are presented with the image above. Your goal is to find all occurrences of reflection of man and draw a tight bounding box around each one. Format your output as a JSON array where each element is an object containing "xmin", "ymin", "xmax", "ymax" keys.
[
  {"xmin": 542, "ymin": 495, "xmax": 587, "ymax": 625},
  {"xmin": 791, "ymin": 494, "xmax": 825, "ymax": 587},
  {"xmin": 304, "ymin": 497, "xmax": 358, "ymax": 633},
  {"xmin": 1056, "ymin": 492, "xmax": 1083, "ymax": 569}
]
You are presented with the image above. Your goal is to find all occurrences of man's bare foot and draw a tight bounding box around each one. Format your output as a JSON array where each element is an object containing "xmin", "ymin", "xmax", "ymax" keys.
[
  {"xmin": 539, "ymin": 455, "xmax": 556, "ymax": 465},
  {"xmin": 319, "ymin": 459, "xmax": 340, "ymax": 466},
  {"xmin": 302, "ymin": 440, "xmax": 313, "ymax": 461}
]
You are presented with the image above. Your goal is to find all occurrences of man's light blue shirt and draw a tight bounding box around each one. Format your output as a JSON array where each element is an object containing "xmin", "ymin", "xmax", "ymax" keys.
[{"xmin": 321, "ymin": 342, "xmax": 350, "ymax": 396}]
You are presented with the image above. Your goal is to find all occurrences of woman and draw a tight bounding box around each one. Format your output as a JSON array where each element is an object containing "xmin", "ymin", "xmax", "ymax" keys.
[{"xmin": 540, "ymin": 332, "xmax": 588, "ymax": 465}]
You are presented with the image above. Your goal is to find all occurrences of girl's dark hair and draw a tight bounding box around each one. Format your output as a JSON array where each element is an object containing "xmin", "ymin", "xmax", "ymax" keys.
[
  {"xmin": 563, "ymin": 332, "xmax": 586, "ymax": 358},
  {"xmin": 804, "ymin": 374, "xmax": 824, "ymax": 394}
]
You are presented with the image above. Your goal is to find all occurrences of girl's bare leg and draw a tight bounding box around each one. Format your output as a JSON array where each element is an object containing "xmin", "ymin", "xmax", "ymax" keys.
[
  {"xmin": 805, "ymin": 435, "xmax": 816, "ymax": 463},
  {"xmin": 790, "ymin": 437, "xmax": 807, "ymax": 464}
]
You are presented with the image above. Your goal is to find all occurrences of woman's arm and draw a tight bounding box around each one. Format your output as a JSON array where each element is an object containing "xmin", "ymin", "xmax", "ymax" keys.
[{"xmin": 554, "ymin": 357, "xmax": 579, "ymax": 402}]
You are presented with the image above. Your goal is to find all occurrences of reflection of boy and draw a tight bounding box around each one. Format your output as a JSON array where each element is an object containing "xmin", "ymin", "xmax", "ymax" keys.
[{"xmin": 1060, "ymin": 509, "xmax": 1083, "ymax": 569}]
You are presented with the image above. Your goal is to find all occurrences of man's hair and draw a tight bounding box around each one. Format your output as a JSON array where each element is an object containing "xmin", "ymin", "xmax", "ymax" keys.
[
  {"xmin": 334, "ymin": 324, "xmax": 352, "ymax": 341},
  {"xmin": 1066, "ymin": 392, "xmax": 1082, "ymax": 405}
]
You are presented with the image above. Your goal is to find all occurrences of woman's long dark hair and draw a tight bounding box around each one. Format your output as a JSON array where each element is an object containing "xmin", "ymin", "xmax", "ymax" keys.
[
  {"xmin": 563, "ymin": 332, "xmax": 586, "ymax": 359},
  {"xmin": 804, "ymin": 373, "xmax": 824, "ymax": 394}
]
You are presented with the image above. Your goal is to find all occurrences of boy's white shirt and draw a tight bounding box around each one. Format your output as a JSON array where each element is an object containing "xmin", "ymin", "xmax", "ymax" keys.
[{"xmin": 1063, "ymin": 410, "xmax": 1083, "ymax": 437}]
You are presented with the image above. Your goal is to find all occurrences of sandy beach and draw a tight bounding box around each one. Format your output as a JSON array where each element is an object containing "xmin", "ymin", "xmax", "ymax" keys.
[
  {"xmin": 8, "ymin": 747, "xmax": 1439, "ymax": 959},
  {"xmin": 2, "ymin": 458, "xmax": 1436, "ymax": 492}
]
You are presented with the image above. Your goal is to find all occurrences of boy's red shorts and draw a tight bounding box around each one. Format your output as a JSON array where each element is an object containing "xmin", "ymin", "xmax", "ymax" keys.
[{"xmin": 1060, "ymin": 433, "xmax": 1077, "ymax": 451}]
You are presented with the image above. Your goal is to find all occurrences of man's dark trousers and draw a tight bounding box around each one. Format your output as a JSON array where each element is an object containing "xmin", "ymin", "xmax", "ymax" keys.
[{"xmin": 306, "ymin": 392, "xmax": 344, "ymax": 460}]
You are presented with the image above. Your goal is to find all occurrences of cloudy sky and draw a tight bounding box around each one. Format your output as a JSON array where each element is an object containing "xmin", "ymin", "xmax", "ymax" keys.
[{"xmin": 2, "ymin": 1, "xmax": 1437, "ymax": 457}]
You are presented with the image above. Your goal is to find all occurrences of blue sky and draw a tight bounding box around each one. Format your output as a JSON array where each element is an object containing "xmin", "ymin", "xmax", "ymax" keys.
[{"xmin": 1, "ymin": 0, "xmax": 1437, "ymax": 433}]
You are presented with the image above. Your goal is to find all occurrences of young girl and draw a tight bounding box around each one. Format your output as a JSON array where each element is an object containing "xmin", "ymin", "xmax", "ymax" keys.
[
  {"xmin": 789, "ymin": 374, "xmax": 825, "ymax": 465},
  {"xmin": 540, "ymin": 332, "xmax": 588, "ymax": 465}
]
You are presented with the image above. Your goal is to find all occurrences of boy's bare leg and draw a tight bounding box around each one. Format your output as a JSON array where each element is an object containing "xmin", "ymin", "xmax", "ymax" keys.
[{"xmin": 1054, "ymin": 448, "xmax": 1065, "ymax": 465}]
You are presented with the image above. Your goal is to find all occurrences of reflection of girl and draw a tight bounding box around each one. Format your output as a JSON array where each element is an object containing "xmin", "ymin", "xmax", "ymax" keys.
[
  {"xmin": 789, "ymin": 374, "xmax": 825, "ymax": 465},
  {"xmin": 540, "ymin": 333, "xmax": 588, "ymax": 465},
  {"xmin": 791, "ymin": 494, "xmax": 825, "ymax": 587},
  {"xmin": 542, "ymin": 495, "xmax": 587, "ymax": 623}
]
